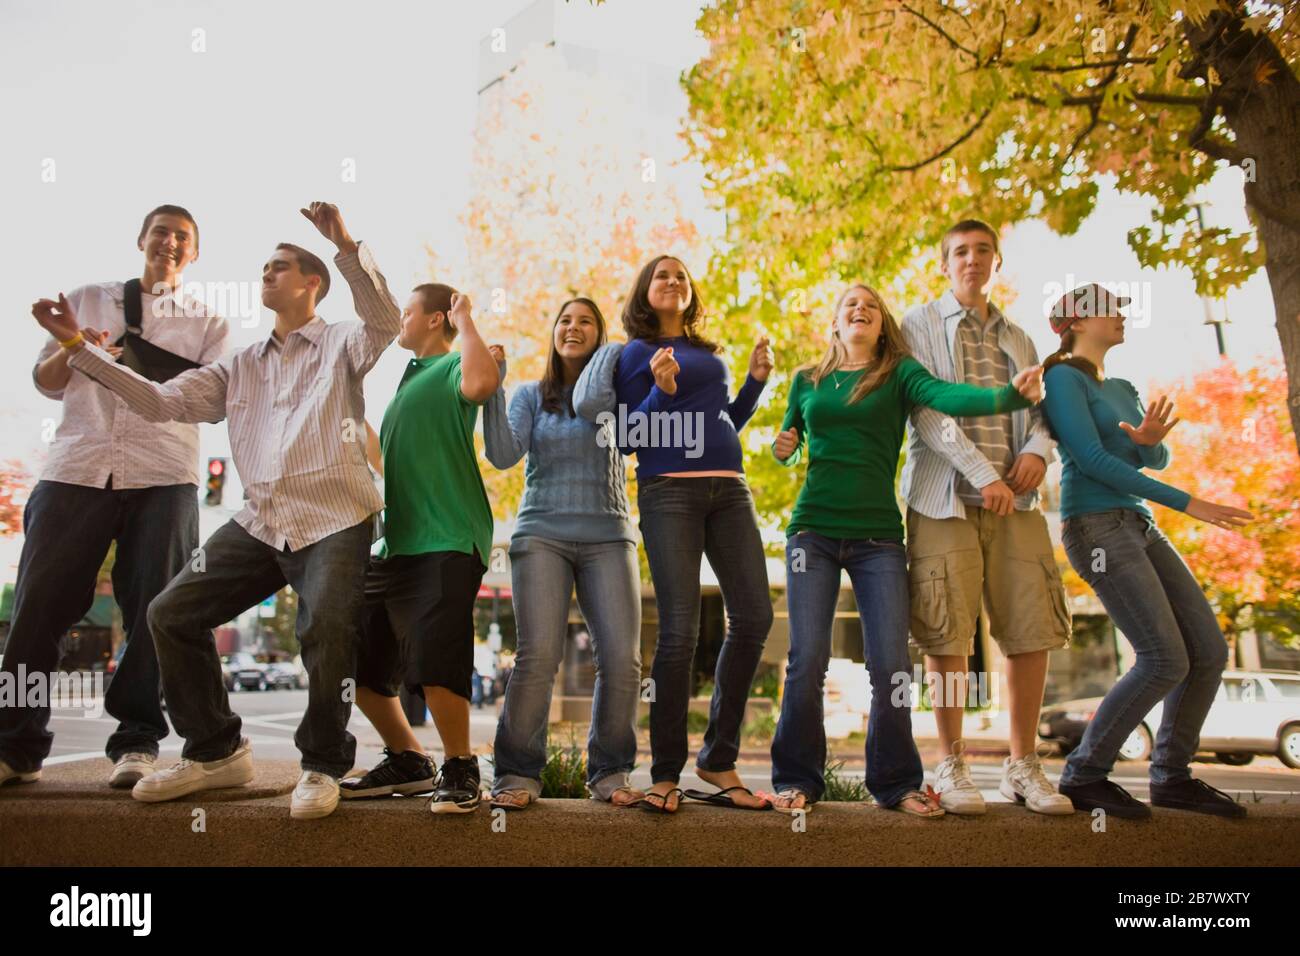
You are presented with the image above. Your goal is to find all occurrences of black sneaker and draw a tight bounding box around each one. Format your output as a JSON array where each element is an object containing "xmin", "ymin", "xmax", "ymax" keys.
[
  {"xmin": 1150, "ymin": 777, "xmax": 1247, "ymax": 818},
  {"xmin": 1058, "ymin": 778, "xmax": 1152, "ymax": 819},
  {"xmin": 339, "ymin": 749, "xmax": 437, "ymax": 799},
  {"xmin": 427, "ymin": 755, "xmax": 482, "ymax": 814}
]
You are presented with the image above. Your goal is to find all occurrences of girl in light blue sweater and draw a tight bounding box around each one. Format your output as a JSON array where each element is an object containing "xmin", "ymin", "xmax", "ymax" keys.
[{"xmin": 482, "ymin": 298, "xmax": 644, "ymax": 809}]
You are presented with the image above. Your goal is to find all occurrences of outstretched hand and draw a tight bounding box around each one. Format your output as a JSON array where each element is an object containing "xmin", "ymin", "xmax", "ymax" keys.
[{"xmin": 1119, "ymin": 395, "xmax": 1180, "ymax": 446}]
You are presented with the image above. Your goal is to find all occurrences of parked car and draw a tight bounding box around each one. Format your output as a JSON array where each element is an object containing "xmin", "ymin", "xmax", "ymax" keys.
[
  {"xmin": 263, "ymin": 662, "xmax": 299, "ymax": 690},
  {"xmin": 221, "ymin": 653, "xmax": 257, "ymax": 691},
  {"xmin": 1039, "ymin": 669, "xmax": 1300, "ymax": 769},
  {"xmin": 224, "ymin": 652, "xmax": 271, "ymax": 692}
]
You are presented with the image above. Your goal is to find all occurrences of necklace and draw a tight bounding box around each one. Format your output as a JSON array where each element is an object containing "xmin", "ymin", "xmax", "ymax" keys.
[{"xmin": 833, "ymin": 362, "xmax": 869, "ymax": 389}]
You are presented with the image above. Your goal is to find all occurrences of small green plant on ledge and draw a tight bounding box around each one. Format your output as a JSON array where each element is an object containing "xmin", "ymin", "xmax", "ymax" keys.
[{"xmin": 821, "ymin": 755, "xmax": 870, "ymax": 803}]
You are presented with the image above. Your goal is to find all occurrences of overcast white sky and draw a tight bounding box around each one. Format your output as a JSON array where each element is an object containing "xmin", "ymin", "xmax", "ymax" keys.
[{"xmin": 0, "ymin": 0, "xmax": 1281, "ymax": 571}]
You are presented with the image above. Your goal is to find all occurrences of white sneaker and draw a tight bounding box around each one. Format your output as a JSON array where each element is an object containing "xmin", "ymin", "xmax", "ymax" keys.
[
  {"xmin": 0, "ymin": 759, "xmax": 41, "ymax": 787},
  {"xmin": 290, "ymin": 771, "xmax": 340, "ymax": 820},
  {"xmin": 109, "ymin": 752, "xmax": 157, "ymax": 789},
  {"xmin": 932, "ymin": 740, "xmax": 986, "ymax": 815},
  {"xmin": 1000, "ymin": 754, "xmax": 1075, "ymax": 815},
  {"xmin": 132, "ymin": 738, "xmax": 253, "ymax": 803}
]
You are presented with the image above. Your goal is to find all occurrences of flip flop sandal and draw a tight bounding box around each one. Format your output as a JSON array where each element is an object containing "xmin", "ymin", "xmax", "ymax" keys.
[
  {"xmin": 638, "ymin": 787, "xmax": 684, "ymax": 814},
  {"xmin": 682, "ymin": 785, "xmax": 774, "ymax": 811},
  {"xmin": 769, "ymin": 789, "xmax": 815, "ymax": 814},
  {"xmin": 891, "ymin": 788, "xmax": 945, "ymax": 818},
  {"xmin": 607, "ymin": 786, "xmax": 645, "ymax": 808},
  {"xmin": 489, "ymin": 789, "xmax": 534, "ymax": 811}
]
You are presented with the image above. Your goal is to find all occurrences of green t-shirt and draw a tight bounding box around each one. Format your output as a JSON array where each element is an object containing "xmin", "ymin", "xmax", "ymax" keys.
[
  {"xmin": 777, "ymin": 355, "xmax": 1029, "ymax": 540},
  {"xmin": 379, "ymin": 351, "xmax": 493, "ymax": 564}
]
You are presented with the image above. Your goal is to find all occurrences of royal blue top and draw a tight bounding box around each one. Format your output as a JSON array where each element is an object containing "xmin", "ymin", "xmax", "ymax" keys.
[
  {"xmin": 1041, "ymin": 363, "xmax": 1191, "ymax": 519},
  {"xmin": 573, "ymin": 338, "xmax": 765, "ymax": 480}
]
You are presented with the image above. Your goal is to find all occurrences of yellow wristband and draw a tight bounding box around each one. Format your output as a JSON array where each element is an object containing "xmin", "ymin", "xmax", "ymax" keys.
[{"xmin": 58, "ymin": 331, "xmax": 84, "ymax": 350}]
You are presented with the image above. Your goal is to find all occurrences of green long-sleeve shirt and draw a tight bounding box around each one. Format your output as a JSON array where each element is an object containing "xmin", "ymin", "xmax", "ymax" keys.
[{"xmin": 776, "ymin": 355, "xmax": 1030, "ymax": 540}]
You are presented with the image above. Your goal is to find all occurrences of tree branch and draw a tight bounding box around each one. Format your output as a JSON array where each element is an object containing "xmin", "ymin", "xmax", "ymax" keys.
[
  {"xmin": 899, "ymin": 3, "xmax": 978, "ymax": 62},
  {"xmin": 887, "ymin": 106, "xmax": 994, "ymax": 173}
]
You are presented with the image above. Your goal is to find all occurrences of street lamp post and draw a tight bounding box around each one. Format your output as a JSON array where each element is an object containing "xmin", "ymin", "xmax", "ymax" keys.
[{"xmin": 1191, "ymin": 202, "xmax": 1230, "ymax": 358}]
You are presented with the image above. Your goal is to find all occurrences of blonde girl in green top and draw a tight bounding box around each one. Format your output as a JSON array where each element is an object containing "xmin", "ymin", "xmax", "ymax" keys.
[{"xmin": 768, "ymin": 284, "xmax": 1042, "ymax": 816}]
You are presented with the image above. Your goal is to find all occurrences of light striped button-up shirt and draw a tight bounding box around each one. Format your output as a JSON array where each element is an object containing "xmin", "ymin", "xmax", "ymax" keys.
[
  {"xmin": 68, "ymin": 242, "xmax": 401, "ymax": 550},
  {"xmin": 33, "ymin": 282, "xmax": 230, "ymax": 489},
  {"xmin": 899, "ymin": 290, "xmax": 1055, "ymax": 520}
]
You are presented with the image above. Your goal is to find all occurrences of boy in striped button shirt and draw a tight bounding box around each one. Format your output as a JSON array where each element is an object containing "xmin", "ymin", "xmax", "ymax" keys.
[{"xmin": 899, "ymin": 219, "xmax": 1073, "ymax": 817}]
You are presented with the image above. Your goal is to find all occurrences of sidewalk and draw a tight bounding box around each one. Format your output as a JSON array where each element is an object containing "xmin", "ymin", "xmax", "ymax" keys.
[{"xmin": 3, "ymin": 758, "xmax": 1297, "ymax": 867}]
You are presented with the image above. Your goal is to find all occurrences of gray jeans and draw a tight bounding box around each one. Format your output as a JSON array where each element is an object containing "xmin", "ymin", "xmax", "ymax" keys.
[
  {"xmin": 491, "ymin": 536, "xmax": 642, "ymax": 800},
  {"xmin": 1060, "ymin": 509, "xmax": 1228, "ymax": 786}
]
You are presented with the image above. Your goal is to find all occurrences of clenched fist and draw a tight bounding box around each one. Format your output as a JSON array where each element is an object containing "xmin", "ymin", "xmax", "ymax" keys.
[
  {"xmin": 773, "ymin": 426, "xmax": 799, "ymax": 461},
  {"xmin": 650, "ymin": 346, "xmax": 680, "ymax": 395}
]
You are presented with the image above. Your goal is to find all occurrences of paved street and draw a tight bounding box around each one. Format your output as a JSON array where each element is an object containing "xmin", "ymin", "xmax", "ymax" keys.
[{"xmin": 41, "ymin": 689, "xmax": 1300, "ymax": 803}]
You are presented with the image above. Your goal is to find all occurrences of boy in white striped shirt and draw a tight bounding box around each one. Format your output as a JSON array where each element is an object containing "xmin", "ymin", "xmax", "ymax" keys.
[
  {"xmin": 899, "ymin": 219, "xmax": 1073, "ymax": 816},
  {"xmin": 31, "ymin": 202, "xmax": 401, "ymax": 820}
]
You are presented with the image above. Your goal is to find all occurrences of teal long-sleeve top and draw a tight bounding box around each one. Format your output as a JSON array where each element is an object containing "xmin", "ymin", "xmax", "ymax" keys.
[
  {"xmin": 1041, "ymin": 363, "xmax": 1190, "ymax": 519},
  {"xmin": 776, "ymin": 356, "xmax": 1029, "ymax": 540}
]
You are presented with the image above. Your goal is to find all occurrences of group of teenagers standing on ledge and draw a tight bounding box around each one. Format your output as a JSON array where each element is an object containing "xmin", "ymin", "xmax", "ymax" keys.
[{"xmin": 4, "ymin": 204, "xmax": 1254, "ymax": 824}]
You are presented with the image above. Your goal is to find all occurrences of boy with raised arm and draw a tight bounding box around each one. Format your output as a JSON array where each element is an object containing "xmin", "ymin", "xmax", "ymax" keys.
[{"xmin": 29, "ymin": 202, "xmax": 401, "ymax": 820}]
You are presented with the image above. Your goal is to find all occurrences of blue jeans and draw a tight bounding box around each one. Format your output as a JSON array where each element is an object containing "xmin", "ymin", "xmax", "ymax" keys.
[
  {"xmin": 0, "ymin": 479, "xmax": 199, "ymax": 771},
  {"xmin": 637, "ymin": 476, "xmax": 773, "ymax": 784},
  {"xmin": 491, "ymin": 536, "xmax": 642, "ymax": 800},
  {"xmin": 146, "ymin": 517, "xmax": 372, "ymax": 777},
  {"xmin": 1060, "ymin": 509, "xmax": 1228, "ymax": 786},
  {"xmin": 771, "ymin": 531, "xmax": 921, "ymax": 806}
]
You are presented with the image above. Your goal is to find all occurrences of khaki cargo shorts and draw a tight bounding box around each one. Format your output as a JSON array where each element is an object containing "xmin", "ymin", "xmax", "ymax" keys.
[{"xmin": 906, "ymin": 506, "xmax": 1071, "ymax": 658}]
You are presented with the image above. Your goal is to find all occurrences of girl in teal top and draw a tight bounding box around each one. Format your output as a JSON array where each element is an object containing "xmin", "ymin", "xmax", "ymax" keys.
[
  {"xmin": 768, "ymin": 283, "xmax": 1043, "ymax": 817},
  {"xmin": 1038, "ymin": 284, "xmax": 1251, "ymax": 819}
]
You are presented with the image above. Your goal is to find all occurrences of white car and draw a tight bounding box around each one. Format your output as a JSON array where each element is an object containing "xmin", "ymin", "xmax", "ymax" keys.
[{"xmin": 1040, "ymin": 670, "xmax": 1300, "ymax": 769}]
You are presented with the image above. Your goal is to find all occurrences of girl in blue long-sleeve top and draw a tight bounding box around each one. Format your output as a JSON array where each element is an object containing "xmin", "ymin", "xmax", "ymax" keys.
[
  {"xmin": 574, "ymin": 255, "xmax": 776, "ymax": 813},
  {"xmin": 1040, "ymin": 283, "xmax": 1252, "ymax": 820}
]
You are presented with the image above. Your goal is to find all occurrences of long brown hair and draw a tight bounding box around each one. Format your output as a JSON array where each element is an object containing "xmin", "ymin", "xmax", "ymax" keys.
[
  {"xmin": 540, "ymin": 297, "xmax": 608, "ymax": 417},
  {"xmin": 621, "ymin": 255, "xmax": 719, "ymax": 353},
  {"xmin": 801, "ymin": 284, "xmax": 912, "ymax": 403}
]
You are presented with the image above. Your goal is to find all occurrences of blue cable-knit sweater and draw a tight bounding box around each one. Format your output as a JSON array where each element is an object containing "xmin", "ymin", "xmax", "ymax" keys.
[{"xmin": 483, "ymin": 365, "xmax": 633, "ymax": 545}]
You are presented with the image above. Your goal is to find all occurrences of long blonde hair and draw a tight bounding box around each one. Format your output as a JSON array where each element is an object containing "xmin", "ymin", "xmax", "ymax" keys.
[{"xmin": 803, "ymin": 283, "xmax": 912, "ymax": 403}]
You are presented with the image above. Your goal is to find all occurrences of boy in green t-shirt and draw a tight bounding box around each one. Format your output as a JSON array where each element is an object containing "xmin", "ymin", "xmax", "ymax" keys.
[{"xmin": 342, "ymin": 285, "xmax": 500, "ymax": 813}]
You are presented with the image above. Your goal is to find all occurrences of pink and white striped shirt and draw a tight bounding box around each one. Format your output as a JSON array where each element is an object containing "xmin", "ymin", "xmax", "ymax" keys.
[{"xmin": 68, "ymin": 242, "xmax": 401, "ymax": 550}]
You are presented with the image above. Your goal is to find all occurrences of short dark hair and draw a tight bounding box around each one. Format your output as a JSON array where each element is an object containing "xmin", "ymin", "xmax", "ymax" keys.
[
  {"xmin": 413, "ymin": 283, "xmax": 458, "ymax": 341},
  {"xmin": 275, "ymin": 242, "xmax": 331, "ymax": 303},
  {"xmin": 138, "ymin": 204, "xmax": 200, "ymax": 252},
  {"xmin": 940, "ymin": 218, "xmax": 1001, "ymax": 261}
]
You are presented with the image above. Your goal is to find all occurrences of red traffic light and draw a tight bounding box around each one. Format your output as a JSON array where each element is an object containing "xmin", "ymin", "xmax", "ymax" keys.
[{"xmin": 208, "ymin": 459, "xmax": 225, "ymax": 477}]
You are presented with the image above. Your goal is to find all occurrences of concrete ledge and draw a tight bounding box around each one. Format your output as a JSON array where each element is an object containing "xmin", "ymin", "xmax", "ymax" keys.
[{"xmin": 3, "ymin": 759, "xmax": 1297, "ymax": 867}]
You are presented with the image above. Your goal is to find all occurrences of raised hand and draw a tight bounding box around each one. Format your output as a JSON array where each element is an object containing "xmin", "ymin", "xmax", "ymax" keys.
[
  {"xmin": 773, "ymin": 426, "xmax": 799, "ymax": 461},
  {"xmin": 1186, "ymin": 498, "xmax": 1253, "ymax": 531},
  {"xmin": 1011, "ymin": 364, "xmax": 1044, "ymax": 403},
  {"xmin": 1119, "ymin": 395, "xmax": 1180, "ymax": 446},
  {"xmin": 32, "ymin": 294, "xmax": 79, "ymax": 343},
  {"xmin": 299, "ymin": 202, "xmax": 356, "ymax": 254},
  {"xmin": 749, "ymin": 335, "xmax": 774, "ymax": 382},
  {"xmin": 650, "ymin": 346, "xmax": 680, "ymax": 395},
  {"xmin": 448, "ymin": 292, "xmax": 473, "ymax": 333}
]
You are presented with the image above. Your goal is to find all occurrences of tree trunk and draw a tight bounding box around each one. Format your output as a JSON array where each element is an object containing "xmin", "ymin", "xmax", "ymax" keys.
[{"xmin": 1193, "ymin": 13, "xmax": 1300, "ymax": 455}]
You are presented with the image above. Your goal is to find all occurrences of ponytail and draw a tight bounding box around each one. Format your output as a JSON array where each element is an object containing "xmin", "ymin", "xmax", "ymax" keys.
[{"xmin": 1041, "ymin": 330, "xmax": 1103, "ymax": 440}]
